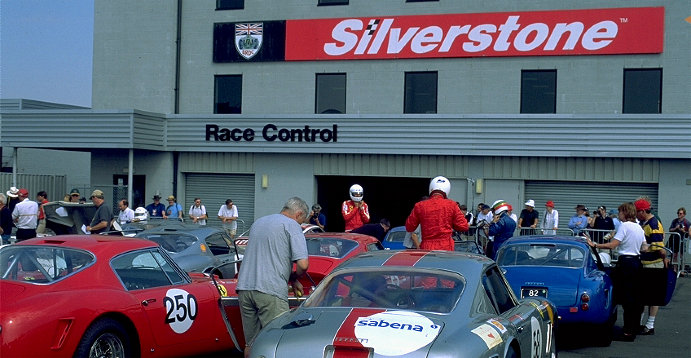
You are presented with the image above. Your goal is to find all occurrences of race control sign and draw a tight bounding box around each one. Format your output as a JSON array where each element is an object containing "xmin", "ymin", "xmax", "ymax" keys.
[{"xmin": 285, "ymin": 7, "xmax": 663, "ymax": 60}]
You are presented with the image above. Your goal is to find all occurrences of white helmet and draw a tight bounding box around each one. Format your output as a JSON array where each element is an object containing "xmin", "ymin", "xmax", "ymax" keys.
[
  {"xmin": 492, "ymin": 200, "xmax": 511, "ymax": 215},
  {"xmin": 134, "ymin": 207, "xmax": 148, "ymax": 222},
  {"xmin": 429, "ymin": 176, "xmax": 451, "ymax": 197},
  {"xmin": 349, "ymin": 184, "xmax": 364, "ymax": 202}
]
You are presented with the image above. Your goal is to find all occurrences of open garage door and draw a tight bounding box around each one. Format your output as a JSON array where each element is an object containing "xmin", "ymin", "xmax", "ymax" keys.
[
  {"xmin": 185, "ymin": 174, "xmax": 255, "ymax": 233},
  {"xmin": 525, "ymin": 181, "xmax": 658, "ymax": 231},
  {"xmin": 315, "ymin": 176, "xmax": 430, "ymax": 232}
]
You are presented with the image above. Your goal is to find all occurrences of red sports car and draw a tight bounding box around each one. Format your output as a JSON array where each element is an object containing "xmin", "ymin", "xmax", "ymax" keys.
[
  {"xmin": 234, "ymin": 232, "xmax": 384, "ymax": 294},
  {"xmin": 0, "ymin": 235, "xmax": 246, "ymax": 358}
]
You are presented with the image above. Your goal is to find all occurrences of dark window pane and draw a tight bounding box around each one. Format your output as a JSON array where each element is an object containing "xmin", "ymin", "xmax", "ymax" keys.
[
  {"xmin": 215, "ymin": 75, "xmax": 242, "ymax": 114},
  {"xmin": 623, "ymin": 69, "xmax": 662, "ymax": 114},
  {"xmin": 521, "ymin": 70, "xmax": 556, "ymax": 114},
  {"xmin": 316, "ymin": 73, "xmax": 346, "ymax": 114},
  {"xmin": 217, "ymin": 0, "xmax": 244, "ymax": 10},
  {"xmin": 404, "ymin": 72, "xmax": 437, "ymax": 114},
  {"xmin": 318, "ymin": 0, "xmax": 349, "ymax": 5}
]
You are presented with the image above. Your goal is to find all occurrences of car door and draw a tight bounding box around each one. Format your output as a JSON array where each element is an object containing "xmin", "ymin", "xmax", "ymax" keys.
[
  {"xmin": 205, "ymin": 232, "xmax": 239, "ymax": 278},
  {"xmin": 112, "ymin": 249, "xmax": 232, "ymax": 356}
]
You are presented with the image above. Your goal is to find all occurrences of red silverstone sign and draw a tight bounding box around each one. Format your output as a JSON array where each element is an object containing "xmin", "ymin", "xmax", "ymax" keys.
[{"xmin": 285, "ymin": 7, "xmax": 663, "ymax": 61}]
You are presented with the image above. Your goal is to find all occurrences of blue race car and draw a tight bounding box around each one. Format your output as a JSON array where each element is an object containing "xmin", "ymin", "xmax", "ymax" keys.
[
  {"xmin": 381, "ymin": 225, "xmax": 407, "ymax": 250},
  {"xmin": 496, "ymin": 236, "xmax": 616, "ymax": 346}
]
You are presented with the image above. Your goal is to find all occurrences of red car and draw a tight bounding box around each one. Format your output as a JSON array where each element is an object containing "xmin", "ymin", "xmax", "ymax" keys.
[
  {"xmin": 0, "ymin": 235, "xmax": 246, "ymax": 358},
  {"xmin": 234, "ymin": 232, "xmax": 384, "ymax": 294}
]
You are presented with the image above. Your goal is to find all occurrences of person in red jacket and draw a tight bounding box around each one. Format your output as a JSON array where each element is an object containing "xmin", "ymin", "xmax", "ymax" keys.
[
  {"xmin": 342, "ymin": 184, "xmax": 370, "ymax": 231},
  {"xmin": 405, "ymin": 176, "xmax": 469, "ymax": 251}
]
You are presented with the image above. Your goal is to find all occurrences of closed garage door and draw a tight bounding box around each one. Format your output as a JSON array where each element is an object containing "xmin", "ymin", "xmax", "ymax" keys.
[
  {"xmin": 185, "ymin": 174, "xmax": 255, "ymax": 233},
  {"xmin": 525, "ymin": 181, "xmax": 658, "ymax": 231}
]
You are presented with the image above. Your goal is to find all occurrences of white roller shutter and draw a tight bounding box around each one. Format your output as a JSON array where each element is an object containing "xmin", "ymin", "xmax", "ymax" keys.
[
  {"xmin": 525, "ymin": 181, "xmax": 658, "ymax": 231},
  {"xmin": 185, "ymin": 174, "xmax": 255, "ymax": 233}
]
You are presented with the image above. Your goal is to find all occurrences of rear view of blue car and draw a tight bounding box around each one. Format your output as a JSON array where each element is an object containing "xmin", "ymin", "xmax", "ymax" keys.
[{"xmin": 497, "ymin": 236, "xmax": 617, "ymax": 346}]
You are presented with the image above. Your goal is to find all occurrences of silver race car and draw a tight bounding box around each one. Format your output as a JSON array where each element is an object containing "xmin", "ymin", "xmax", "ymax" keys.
[{"xmin": 249, "ymin": 250, "xmax": 557, "ymax": 358}]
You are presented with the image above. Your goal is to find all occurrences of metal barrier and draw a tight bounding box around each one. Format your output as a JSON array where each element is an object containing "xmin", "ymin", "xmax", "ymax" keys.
[
  {"xmin": 664, "ymin": 232, "xmax": 685, "ymax": 277},
  {"xmin": 581, "ymin": 228, "xmax": 616, "ymax": 244},
  {"xmin": 517, "ymin": 227, "xmax": 575, "ymax": 236}
]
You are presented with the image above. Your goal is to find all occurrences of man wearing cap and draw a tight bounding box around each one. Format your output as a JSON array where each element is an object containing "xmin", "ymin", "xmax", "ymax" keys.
[
  {"xmin": 541, "ymin": 201, "xmax": 559, "ymax": 235},
  {"xmin": 68, "ymin": 188, "xmax": 81, "ymax": 203},
  {"xmin": 146, "ymin": 195, "xmax": 167, "ymax": 219},
  {"xmin": 165, "ymin": 195, "xmax": 183, "ymax": 221},
  {"xmin": 569, "ymin": 205, "xmax": 589, "ymax": 236},
  {"xmin": 518, "ymin": 199, "xmax": 539, "ymax": 235},
  {"xmin": 635, "ymin": 198, "xmax": 665, "ymax": 336},
  {"xmin": 86, "ymin": 189, "xmax": 112, "ymax": 235},
  {"xmin": 12, "ymin": 188, "xmax": 39, "ymax": 242}
]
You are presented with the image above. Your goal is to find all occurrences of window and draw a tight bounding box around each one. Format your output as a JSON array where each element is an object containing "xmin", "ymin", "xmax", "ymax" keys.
[
  {"xmin": 217, "ymin": 0, "xmax": 243, "ymax": 10},
  {"xmin": 315, "ymin": 73, "xmax": 346, "ymax": 114},
  {"xmin": 404, "ymin": 71, "xmax": 437, "ymax": 114},
  {"xmin": 521, "ymin": 70, "xmax": 556, "ymax": 113},
  {"xmin": 112, "ymin": 249, "xmax": 186, "ymax": 290},
  {"xmin": 318, "ymin": 0, "xmax": 349, "ymax": 5},
  {"xmin": 215, "ymin": 75, "xmax": 242, "ymax": 114},
  {"xmin": 623, "ymin": 68, "xmax": 662, "ymax": 113},
  {"xmin": 482, "ymin": 267, "xmax": 517, "ymax": 314}
]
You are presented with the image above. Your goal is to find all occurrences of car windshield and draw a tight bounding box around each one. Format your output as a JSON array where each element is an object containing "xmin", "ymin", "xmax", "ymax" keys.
[
  {"xmin": 136, "ymin": 233, "xmax": 198, "ymax": 253},
  {"xmin": 497, "ymin": 243, "xmax": 586, "ymax": 268},
  {"xmin": 306, "ymin": 237, "xmax": 358, "ymax": 258},
  {"xmin": 304, "ymin": 268, "xmax": 465, "ymax": 314},
  {"xmin": 0, "ymin": 246, "xmax": 94, "ymax": 283},
  {"xmin": 386, "ymin": 230, "xmax": 406, "ymax": 243}
]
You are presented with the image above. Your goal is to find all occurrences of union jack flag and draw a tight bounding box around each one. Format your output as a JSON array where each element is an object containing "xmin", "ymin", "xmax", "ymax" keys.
[{"xmin": 235, "ymin": 23, "xmax": 263, "ymax": 36}]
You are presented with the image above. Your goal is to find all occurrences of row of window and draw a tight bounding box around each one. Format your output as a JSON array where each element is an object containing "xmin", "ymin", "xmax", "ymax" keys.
[
  {"xmin": 217, "ymin": 0, "xmax": 437, "ymax": 10},
  {"xmin": 214, "ymin": 68, "xmax": 662, "ymax": 114}
]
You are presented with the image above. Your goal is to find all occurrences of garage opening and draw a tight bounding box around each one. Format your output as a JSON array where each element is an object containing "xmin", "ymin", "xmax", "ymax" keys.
[{"xmin": 315, "ymin": 176, "xmax": 430, "ymax": 232}]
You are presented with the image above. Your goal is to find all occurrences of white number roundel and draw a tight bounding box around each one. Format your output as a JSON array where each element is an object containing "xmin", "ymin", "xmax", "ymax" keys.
[{"xmin": 164, "ymin": 288, "xmax": 198, "ymax": 334}]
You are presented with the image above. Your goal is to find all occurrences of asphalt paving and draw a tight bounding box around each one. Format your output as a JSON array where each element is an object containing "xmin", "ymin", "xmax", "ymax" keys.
[{"xmin": 559, "ymin": 273, "xmax": 691, "ymax": 357}]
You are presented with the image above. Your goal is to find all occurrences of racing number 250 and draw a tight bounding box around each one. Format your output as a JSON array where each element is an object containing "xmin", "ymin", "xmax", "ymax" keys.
[{"xmin": 164, "ymin": 293, "xmax": 198, "ymax": 324}]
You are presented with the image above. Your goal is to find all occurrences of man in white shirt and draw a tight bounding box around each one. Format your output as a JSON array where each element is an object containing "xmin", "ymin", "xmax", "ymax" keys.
[
  {"xmin": 117, "ymin": 199, "xmax": 135, "ymax": 224},
  {"xmin": 218, "ymin": 198, "xmax": 239, "ymax": 238},
  {"xmin": 12, "ymin": 188, "xmax": 39, "ymax": 242}
]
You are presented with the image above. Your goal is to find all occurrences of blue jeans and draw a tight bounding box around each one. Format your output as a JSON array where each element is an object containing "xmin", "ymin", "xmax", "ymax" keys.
[{"xmin": 1, "ymin": 234, "xmax": 11, "ymax": 245}]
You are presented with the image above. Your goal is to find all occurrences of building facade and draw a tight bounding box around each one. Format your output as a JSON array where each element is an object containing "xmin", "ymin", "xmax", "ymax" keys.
[{"xmin": 2, "ymin": 0, "xmax": 690, "ymax": 231}]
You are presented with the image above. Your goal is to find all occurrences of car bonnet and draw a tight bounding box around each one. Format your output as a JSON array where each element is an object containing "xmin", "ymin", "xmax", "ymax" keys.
[{"xmin": 266, "ymin": 308, "xmax": 445, "ymax": 357}]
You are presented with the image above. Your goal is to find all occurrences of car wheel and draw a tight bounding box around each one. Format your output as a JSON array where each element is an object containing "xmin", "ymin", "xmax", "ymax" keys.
[
  {"xmin": 595, "ymin": 312, "xmax": 616, "ymax": 347},
  {"xmin": 74, "ymin": 318, "xmax": 133, "ymax": 358}
]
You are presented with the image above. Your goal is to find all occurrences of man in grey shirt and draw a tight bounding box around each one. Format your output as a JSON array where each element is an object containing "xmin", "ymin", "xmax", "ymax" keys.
[{"xmin": 236, "ymin": 197, "xmax": 309, "ymax": 357}]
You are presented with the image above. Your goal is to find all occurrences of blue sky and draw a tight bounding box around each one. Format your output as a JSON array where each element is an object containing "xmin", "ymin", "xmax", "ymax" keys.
[{"xmin": 1, "ymin": 0, "xmax": 93, "ymax": 107}]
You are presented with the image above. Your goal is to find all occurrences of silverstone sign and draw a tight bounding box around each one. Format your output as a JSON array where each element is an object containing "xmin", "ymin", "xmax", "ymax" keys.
[{"xmin": 285, "ymin": 7, "xmax": 664, "ymax": 60}]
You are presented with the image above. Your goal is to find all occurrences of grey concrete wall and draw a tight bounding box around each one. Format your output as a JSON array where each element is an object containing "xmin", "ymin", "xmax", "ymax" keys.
[
  {"xmin": 253, "ymin": 153, "xmax": 315, "ymax": 219},
  {"xmin": 657, "ymin": 159, "xmax": 691, "ymax": 228},
  {"xmin": 16, "ymin": 148, "xmax": 90, "ymax": 195}
]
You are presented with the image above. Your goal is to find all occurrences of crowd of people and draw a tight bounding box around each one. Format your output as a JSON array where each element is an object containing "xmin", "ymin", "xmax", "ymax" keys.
[{"xmin": 1, "ymin": 179, "xmax": 688, "ymax": 352}]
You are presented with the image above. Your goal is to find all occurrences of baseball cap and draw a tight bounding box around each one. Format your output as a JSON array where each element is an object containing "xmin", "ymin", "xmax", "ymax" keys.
[
  {"xmin": 18, "ymin": 188, "xmax": 29, "ymax": 197},
  {"xmin": 575, "ymin": 204, "xmax": 587, "ymax": 211},
  {"xmin": 634, "ymin": 199, "xmax": 651, "ymax": 211},
  {"xmin": 90, "ymin": 189, "xmax": 104, "ymax": 199},
  {"xmin": 545, "ymin": 200, "xmax": 555, "ymax": 208}
]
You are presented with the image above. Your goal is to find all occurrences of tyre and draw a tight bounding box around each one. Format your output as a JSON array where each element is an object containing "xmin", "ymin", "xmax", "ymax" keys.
[
  {"xmin": 595, "ymin": 313, "xmax": 615, "ymax": 347},
  {"xmin": 74, "ymin": 318, "xmax": 133, "ymax": 358}
]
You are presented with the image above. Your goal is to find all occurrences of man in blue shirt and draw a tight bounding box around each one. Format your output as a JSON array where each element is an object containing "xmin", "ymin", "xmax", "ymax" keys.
[
  {"xmin": 487, "ymin": 200, "xmax": 517, "ymax": 259},
  {"xmin": 568, "ymin": 204, "xmax": 589, "ymax": 235},
  {"xmin": 145, "ymin": 195, "xmax": 166, "ymax": 218}
]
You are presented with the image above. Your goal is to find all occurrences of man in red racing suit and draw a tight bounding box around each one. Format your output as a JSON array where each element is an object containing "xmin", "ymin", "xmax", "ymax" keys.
[
  {"xmin": 406, "ymin": 176, "xmax": 468, "ymax": 251},
  {"xmin": 342, "ymin": 184, "xmax": 370, "ymax": 231}
]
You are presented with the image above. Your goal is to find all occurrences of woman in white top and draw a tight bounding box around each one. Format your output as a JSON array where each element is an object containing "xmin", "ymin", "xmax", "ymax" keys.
[
  {"xmin": 189, "ymin": 198, "xmax": 207, "ymax": 225},
  {"xmin": 541, "ymin": 200, "xmax": 559, "ymax": 235},
  {"xmin": 586, "ymin": 202, "xmax": 645, "ymax": 341}
]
